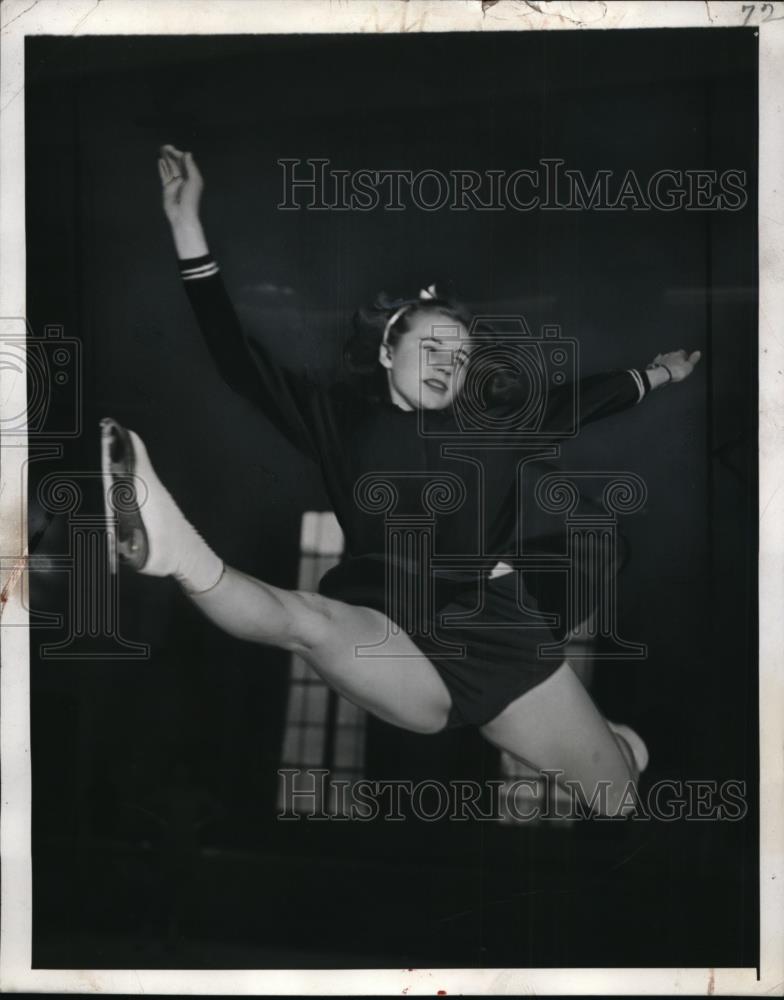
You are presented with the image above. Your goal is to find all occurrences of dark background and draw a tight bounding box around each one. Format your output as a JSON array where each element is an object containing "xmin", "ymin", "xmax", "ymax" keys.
[{"xmin": 25, "ymin": 29, "xmax": 757, "ymax": 970}]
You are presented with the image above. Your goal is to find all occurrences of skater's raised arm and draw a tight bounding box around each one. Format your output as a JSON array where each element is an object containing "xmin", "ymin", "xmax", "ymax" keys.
[{"xmin": 159, "ymin": 145, "xmax": 320, "ymax": 459}]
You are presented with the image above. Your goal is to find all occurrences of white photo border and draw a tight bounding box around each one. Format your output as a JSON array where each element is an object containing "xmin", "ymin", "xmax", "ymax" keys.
[{"xmin": 1, "ymin": 1, "xmax": 781, "ymax": 994}]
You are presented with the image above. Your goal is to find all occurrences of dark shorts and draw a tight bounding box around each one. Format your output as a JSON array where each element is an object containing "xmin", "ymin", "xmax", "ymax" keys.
[
  {"xmin": 419, "ymin": 570, "xmax": 565, "ymax": 728},
  {"xmin": 319, "ymin": 556, "xmax": 566, "ymax": 729}
]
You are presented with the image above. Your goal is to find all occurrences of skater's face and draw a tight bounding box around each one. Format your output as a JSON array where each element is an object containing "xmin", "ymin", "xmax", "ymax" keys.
[{"xmin": 380, "ymin": 311, "xmax": 472, "ymax": 411}]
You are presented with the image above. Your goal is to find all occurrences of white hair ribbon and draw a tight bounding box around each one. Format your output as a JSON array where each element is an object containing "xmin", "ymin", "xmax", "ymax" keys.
[
  {"xmin": 382, "ymin": 285, "xmax": 438, "ymax": 346},
  {"xmin": 382, "ymin": 304, "xmax": 411, "ymax": 346}
]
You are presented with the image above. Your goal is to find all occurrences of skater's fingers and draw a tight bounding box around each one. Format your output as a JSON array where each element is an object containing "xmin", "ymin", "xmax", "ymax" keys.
[
  {"xmin": 689, "ymin": 350, "xmax": 702, "ymax": 365},
  {"xmin": 160, "ymin": 146, "xmax": 185, "ymax": 177},
  {"xmin": 184, "ymin": 151, "xmax": 202, "ymax": 182},
  {"xmin": 159, "ymin": 157, "xmax": 182, "ymax": 189},
  {"xmin": 159, "ymin": 145, "xmax": 178, "ymax": 169}
]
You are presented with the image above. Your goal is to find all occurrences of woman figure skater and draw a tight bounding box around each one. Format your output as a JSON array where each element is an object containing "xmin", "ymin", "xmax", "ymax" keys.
[{"xmin": 102, "ymin": 145, "xmax": 701, "ymax": 817}]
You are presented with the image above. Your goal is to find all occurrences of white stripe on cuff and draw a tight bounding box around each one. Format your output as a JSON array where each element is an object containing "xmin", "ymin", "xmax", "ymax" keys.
[
  {"xmin": 181, "ymin": 263, "xmax": 220, "ymax": 280},
  {"xmin": 626, "ymin": 368, "xmax": 645, "ymax": 404}
]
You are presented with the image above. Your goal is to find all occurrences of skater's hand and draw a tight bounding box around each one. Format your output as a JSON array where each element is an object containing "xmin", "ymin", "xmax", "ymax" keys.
[
  {"xmin": 647, "ymin": 349, "xmax": 702, "ymax": 387},
  {"xmin": 159, "ymin": 145, "xmax": 204, "ymax": 227},
  {"xmin": 158, "ymin": 145, "xmax": 208, "ymax": 259}
]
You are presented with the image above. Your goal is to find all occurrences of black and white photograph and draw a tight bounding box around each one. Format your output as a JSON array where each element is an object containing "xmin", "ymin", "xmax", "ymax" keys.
[{"xmin": 0, "ymin": 0, "xmax": 782, "ymax": 994}]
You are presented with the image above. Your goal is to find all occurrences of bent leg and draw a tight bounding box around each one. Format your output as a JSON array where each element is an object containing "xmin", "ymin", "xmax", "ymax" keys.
[
  {"xmin": 480, "ymin": 660, "xmax": 639, "ymax": 816},
  {"xmin": 190, "ymin": 566, "xmax": 453, "ymax": 735}
]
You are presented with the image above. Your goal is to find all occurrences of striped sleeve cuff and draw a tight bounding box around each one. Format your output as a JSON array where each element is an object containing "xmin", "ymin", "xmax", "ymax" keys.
[
  {"xmin": 626, "ymin": 368, "xmax": 651, "ymax": 404},
  {"xmin": 179, "ymin": 254, "xmax": 220, "ymax": 281}
]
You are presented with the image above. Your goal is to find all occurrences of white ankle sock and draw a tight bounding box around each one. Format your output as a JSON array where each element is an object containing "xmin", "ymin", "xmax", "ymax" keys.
[
  {"xmin": 607, "ymin": 720, "xmax": 649, "ymax": 774},
  {"xmin": 127, "ymin": 429, "xmax": 225, "ymax": 594}
]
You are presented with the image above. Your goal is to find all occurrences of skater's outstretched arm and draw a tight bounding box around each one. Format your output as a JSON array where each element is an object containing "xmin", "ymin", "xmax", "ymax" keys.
[
  {"xmin": 539, "ymin": 348, "xmax": 702, "ymax": 436},
  {"xmin": 159, "ymin": 145, "xmax": 320, "ymax": 459}
]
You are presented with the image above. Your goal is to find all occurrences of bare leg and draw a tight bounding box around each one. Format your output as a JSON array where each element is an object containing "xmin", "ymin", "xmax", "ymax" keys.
[
  {"xmin": 563, "ymin": 612, "xmax": 596, "ymax": 688},
  {"xmin": 480, "ymin": 661, "xmax": 640, "ymax": 817},
  {"xmin": 189, "ymin": 566, "xmax": 453, "ymax": 735}
]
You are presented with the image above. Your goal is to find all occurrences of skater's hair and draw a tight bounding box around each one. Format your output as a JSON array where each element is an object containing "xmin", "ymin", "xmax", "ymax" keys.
[
  {"xmin": 343, "ymin": 291, "xmax": 528, "ymax": 406},
  {"xmin": 344, "ymin": 290, "xmax": 472, "ymax": 400}
]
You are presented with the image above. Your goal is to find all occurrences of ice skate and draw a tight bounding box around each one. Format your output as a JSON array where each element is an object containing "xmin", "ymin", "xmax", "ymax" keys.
[{"xmin": 100, "ymin": 417, "xmax": 223, "ymax": 592}]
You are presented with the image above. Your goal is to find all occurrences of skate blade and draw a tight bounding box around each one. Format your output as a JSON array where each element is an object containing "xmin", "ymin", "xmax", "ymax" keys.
[{"xmin": 100, "ymin": 418, "xmax": 149, "ymax": 573}]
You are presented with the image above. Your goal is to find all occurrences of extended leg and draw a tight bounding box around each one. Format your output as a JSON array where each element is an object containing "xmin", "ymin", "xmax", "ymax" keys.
[
  {"xmin": 480, "ymin": 661, "xmax": 645, "ymax": 817},
  {"xmin": 189, "ymin": 567, "xmax": 453, "ymax": 734}
]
